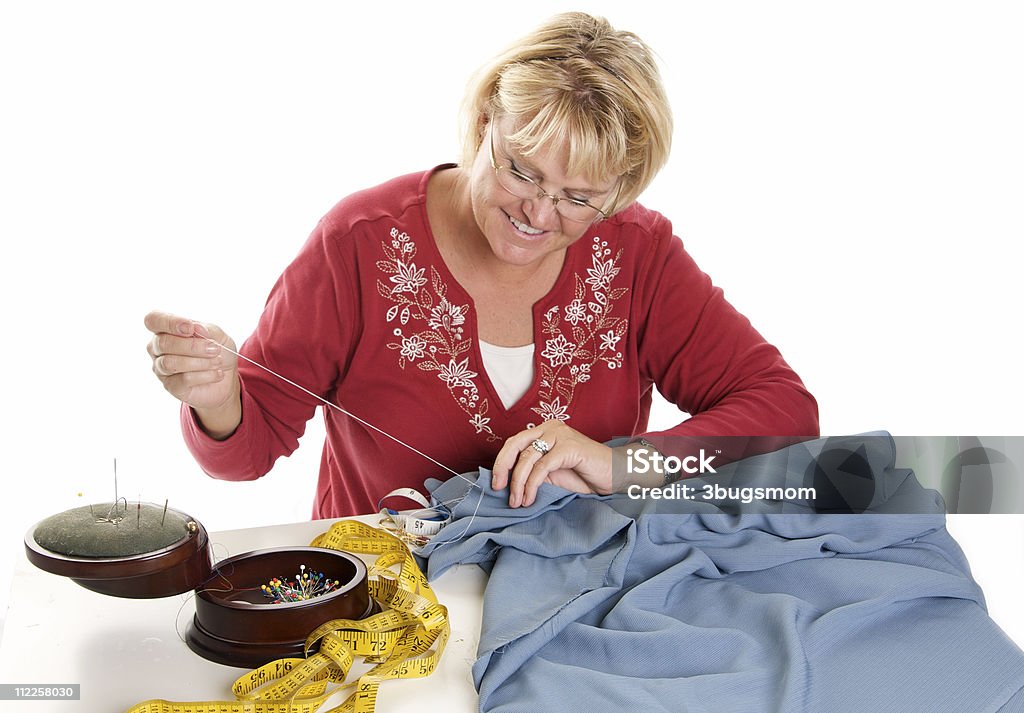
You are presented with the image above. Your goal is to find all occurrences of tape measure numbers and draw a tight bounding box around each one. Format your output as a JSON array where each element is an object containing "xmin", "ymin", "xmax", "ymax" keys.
[
  {"xmin": 376, "ymin": 489, "xmax": 452, "ymax": 547},
  {"xmin": 126, "ymin": 520, "xmax": 450, "ymax": 713}
]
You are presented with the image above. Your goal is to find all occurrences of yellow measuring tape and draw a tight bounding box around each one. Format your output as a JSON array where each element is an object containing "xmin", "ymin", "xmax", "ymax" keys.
[{"xmin": 126, "ymin": 520, "xmax": 449, "ymax": 713}]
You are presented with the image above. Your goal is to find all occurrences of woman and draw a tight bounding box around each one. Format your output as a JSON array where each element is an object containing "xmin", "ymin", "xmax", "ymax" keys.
[{"xmin": 145, "ymin": 12, "xmax": 818, "ymax": 518}]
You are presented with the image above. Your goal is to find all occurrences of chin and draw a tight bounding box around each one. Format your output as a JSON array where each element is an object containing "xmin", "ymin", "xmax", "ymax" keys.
[
  {"xmin": 489, "ymin": 240, "xmax": 547, "ymax": 267},
  {"xmin": 492, "ymin": 232, "xmax": 559, "ymax": 267}
]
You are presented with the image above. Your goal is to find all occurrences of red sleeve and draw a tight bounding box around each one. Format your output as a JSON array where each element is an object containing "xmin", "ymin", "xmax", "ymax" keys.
[
  {"xmin": 181, "ymin": 218, "xmax": 357, "ymax": 480},
  {"xmin": 633, "ymin": 215, "xmax": 819, "ymax": 450}
]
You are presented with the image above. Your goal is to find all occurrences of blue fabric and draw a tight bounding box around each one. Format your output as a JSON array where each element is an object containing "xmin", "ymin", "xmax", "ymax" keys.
[{"xmin": 421, "ymin": 435, "xmax": 1024, "ymax": 713}]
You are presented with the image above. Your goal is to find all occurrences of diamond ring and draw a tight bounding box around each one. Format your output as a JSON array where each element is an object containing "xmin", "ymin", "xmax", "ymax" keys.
[{"xmin": 530, "ymin": 438, "xmax": 551, "ymax": 455}]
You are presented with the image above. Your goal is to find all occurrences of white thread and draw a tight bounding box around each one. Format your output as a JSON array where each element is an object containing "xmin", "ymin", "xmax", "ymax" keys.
[
  {"xmin": 425, "ymin": 484, "xmax": 486, "ymax": 553},
  {"xmin": 201, "ymin": 334, "xmax": 481, "ymax": 491},
  {"xmin": 173, "ymin": 544, "xmax": 237, "ymax": 644},
  {"xmin": 173, "ymin": 590, "xmax": 196, "ymax": 644}
]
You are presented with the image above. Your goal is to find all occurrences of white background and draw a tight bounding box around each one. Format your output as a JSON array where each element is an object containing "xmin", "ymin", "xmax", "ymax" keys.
[{"xmin": 1, "ymin": 0, "xmax": 1022, "ymax": 654}]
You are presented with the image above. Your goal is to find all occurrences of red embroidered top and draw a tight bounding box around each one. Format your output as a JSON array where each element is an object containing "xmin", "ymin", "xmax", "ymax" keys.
[{"xmin": 181, "ymin": 167, "xmax": 819, "ymax": 517}]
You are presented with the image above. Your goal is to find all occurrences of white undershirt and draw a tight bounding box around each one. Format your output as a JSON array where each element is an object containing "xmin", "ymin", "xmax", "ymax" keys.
[{"xmin": 479, "ymin": 339, "xmax": 535, "ymax": 409}]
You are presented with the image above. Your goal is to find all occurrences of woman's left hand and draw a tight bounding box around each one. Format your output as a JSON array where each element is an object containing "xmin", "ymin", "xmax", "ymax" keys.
[{"xmin": 491, "ymin": 421, "xmax": 614, "ymax": 508}]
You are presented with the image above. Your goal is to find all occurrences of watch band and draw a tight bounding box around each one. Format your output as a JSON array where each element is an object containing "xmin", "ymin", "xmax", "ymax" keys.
[{"xmin": 635, "ymin": 439, "xmax": 679, "ymax": 487}]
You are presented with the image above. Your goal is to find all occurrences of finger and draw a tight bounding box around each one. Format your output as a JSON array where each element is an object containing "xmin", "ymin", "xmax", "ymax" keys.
[
  {"xmin": 149, "ymin": 332, "xmax": 223, "ymax": 359},
  {"xmin": 160, "ymin": 368, "xmax": 227, "ymax": 394},
  {"xmin": 492, "ymin": 426, "xmax": 545, "ymax": 490},
  {"xmin": 517, "ymin": 451, "xmax": 569, "ymax": 508},
  {"xmin": 508, "ymin": 442, "xmax": 551, "ymax": 507},
  {"xmin": 144, "ymin": 310, "xmax": 204, "ymax": 338},
  {"xmin": 152, "ymin": 353, "xmax": 224, "ymax": 378}
]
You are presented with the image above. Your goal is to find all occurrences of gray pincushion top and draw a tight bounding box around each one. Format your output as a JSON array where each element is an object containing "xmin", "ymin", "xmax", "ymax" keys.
[{"xmin": 33, "ymin": 503, "xmax": 194, "ymax": 557}]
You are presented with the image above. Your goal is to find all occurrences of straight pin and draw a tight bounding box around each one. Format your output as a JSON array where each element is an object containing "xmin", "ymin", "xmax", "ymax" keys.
[{"xmin": 161, "ymin": 499, "xmax": 168, "ymax": 527}]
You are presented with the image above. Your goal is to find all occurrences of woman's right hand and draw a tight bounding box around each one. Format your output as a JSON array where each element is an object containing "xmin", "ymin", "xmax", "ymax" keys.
[{"xmin": 144, "ymin": 310, "xmax": 242, "ymax": 439}]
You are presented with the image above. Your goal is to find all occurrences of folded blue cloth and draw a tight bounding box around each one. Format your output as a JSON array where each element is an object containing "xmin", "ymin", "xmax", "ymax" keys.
[{"xmin": 421, "ymin": 435, "xmax": 1024, "ymax": 712}]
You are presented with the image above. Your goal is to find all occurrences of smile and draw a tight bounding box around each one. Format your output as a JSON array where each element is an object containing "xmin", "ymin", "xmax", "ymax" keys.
[{"xmin": 507, "ymin": 214, "xmax": 545, "ymax": 236}]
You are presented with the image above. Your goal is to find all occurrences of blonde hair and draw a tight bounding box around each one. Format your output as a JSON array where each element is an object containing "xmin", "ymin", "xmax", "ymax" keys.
[{"xmin": 460, "ymin": 12, "xmax": 673, "ymax": 215}]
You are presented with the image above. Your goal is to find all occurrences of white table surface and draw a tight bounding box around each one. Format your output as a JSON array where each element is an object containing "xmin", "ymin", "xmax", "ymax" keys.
[
  {"xmin": 2, "ymin": 514, "xmax": 1022, "ymax": 713},
  {"xmin": 0, "ymin": 516, "xmax": 485, "ymax": 712}
]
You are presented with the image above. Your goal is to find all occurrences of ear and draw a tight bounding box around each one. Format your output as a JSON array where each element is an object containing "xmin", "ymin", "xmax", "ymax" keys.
[{"xmin": 476, "ymin": 111, "xmax": 490, "ymax": 144}]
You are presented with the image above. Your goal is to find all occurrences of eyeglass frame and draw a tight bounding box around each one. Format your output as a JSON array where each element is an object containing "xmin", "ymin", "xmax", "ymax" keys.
[{"xmin": 487, "ymin": 116, "xmax": 619, "ymax": 223}]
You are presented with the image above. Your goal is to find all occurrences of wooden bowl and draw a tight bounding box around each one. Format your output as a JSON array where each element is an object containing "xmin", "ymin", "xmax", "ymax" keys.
[
  {"xmin": 25, "ymin": 506, "xmax": 373, "ymax": 668},
  {"xmin": 185, "ymin": 546, "xmax": 372, "ymax": 668}
]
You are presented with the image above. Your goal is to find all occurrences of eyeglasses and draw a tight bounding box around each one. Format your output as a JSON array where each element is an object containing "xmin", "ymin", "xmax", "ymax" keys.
[{"xmin": 488, "ymin": 120, "xmax": 617, "ymax": 223}]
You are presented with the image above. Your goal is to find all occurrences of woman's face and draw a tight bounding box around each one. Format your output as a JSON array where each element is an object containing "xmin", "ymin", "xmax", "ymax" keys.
[{"xmin": 468, "ymin": 114, "xmax": 618, "ymax": 269}]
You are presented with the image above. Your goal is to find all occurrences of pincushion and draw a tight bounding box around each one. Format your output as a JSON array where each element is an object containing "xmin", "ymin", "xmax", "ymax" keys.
[{"xmin": 32, "ymin": 503, "xmax": 194, "ymax": 557}]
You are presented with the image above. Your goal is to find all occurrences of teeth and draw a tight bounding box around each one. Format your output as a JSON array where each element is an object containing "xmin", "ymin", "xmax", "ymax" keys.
[{"xmin": 509, "ymin": 214, "xmax": 544, "ymax": 235}]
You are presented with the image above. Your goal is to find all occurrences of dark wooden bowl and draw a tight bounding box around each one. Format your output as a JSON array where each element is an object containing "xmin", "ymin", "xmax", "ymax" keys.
[
  {"xmin": 185, "ymin": 546, "xmax": 372, "ymax": 668},
  {"xmin": 24, "ymin": 509, "xmax": 213, "ymax": 598}
]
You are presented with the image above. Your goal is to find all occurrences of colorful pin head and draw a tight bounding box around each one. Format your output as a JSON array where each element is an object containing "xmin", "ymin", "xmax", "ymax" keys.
[{"xmin": 259, "ymin": 566, "xmax": 341, "ymax": 604}]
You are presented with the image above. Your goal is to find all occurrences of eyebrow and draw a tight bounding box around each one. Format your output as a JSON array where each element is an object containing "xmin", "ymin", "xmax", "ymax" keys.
[{"xmin": 502, "ymin": 144, "xmax": 609, "ymax": 198}]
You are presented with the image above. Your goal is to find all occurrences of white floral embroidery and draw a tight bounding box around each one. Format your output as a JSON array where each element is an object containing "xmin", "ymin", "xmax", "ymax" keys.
[
  {"xmin": 599, "ymin": 330, "xmax": 621, "ymax": 351},
  {"xmin": 541, "ymin": 334, "xmax": 574, "ymax": 367},
  {"xmin": 585, "ymin": 256, "xmax": 620, "ymax": 292},
  {"xmin": 381, "ymin": 227, "xmax": 498, "ymax": 441},
  {"xmin": 400, "ymin": 334, "xmax": 427, "ymax": 361},
  {"xmin": 469, "ymin": 412, "xmax": 492, "ymax": 434},
  {"xmin": 381, "ymin": 227, "xmax": 629, "ymax": 440},
  {"xmin": 438, "ymin": 358, "xmax": 478, "ymax": 389},
  {"xmin": 570, "ymin": 363, "xmax": 592, "ymax": 384},
  {"xmin": 534, "ymin": 397, "xmax": 570, "ymax": 423},
  {"xmin": 389, "ymin": 260, "xmax": 427, "ymax": 294},
  {"xmin": 428, "ymin": 297, "xmax": 468, "ymax": 333},
  {"xmin": 531, "ymin": 236, "xmax": 629, "ymax": 424},
  {"xmin": 541, "ymin": 307, "xmax": 560, "ymax": 337},
  {"xmin": 565, "ymin": 299, "xmax": 587, "ymax": 326}
]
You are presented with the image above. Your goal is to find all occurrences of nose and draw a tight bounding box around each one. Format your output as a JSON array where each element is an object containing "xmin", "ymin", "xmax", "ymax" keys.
[{"xmin": 522, "ymin": 192, "xmax": 559, "ymax": 227}]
